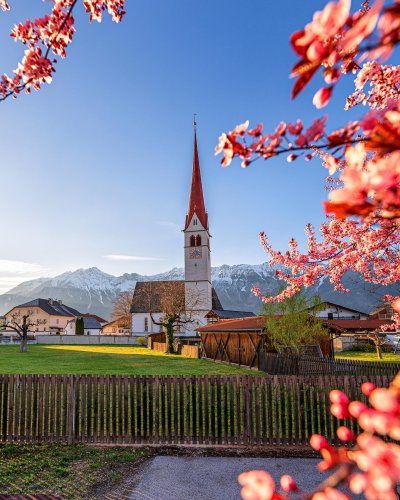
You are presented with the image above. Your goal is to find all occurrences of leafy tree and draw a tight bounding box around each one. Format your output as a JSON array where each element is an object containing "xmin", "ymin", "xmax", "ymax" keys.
[{"xmin": 262, "ymin": 291, "xmax": 328, "ymax": 355}]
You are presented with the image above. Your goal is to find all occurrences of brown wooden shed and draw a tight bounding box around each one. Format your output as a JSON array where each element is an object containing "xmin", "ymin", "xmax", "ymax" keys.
[{"xmin": 198, "ymin": 316, "xmax": 334, "ymax": 368}]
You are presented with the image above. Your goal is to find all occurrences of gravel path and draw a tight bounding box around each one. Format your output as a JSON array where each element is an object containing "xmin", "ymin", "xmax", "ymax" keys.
[{"xmin": 125, "ymin": 456, "xmax": 356, "ymax": 499}]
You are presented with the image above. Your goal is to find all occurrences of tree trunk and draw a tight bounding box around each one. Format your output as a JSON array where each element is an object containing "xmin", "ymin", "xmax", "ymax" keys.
[
  {"xmin": 376, "ymin": 344, "xmax": 383, "ymax": 360},
  {"xmin": 166, "ymin": 323, "xmax": 174, "ymax": 354},
  {"xmin": 19, "ymin": 336, "xmax": 28, "ymax": 353}
]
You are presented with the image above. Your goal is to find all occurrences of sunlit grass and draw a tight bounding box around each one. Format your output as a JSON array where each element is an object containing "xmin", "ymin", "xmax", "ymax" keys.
[
  {"xmin": 0, "ymin": 344, "xmax": 260, "ymax": 376},
  {"xmin": 336, "ymin": 351, "xmax": 400, "ymax": 362}
]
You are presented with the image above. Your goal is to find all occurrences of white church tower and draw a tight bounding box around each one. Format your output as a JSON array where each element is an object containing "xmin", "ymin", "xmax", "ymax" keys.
[{"xmin": 184, "ymin": 126, "xmax": 212, "ymax": 329}]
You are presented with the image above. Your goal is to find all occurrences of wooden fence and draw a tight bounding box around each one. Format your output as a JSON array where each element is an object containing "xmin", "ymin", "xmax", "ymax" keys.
[
  {"xmin": 258, "ymin": 352, "xmax": 400, "ymax": 377},
  {"xmin": 152, "ymin": 342, "xmax": 167, "ymax": 353},
  {"xmin": 0, "ymin": 374, "xmax": 393, "ymax": 446},
  {"xmin": 181, "ymin": 345, "xmax": 200, "ymax": 359}
]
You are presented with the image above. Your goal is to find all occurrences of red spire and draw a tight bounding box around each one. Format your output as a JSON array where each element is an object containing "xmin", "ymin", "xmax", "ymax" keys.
[{"xmin": 185, "ymin": 130, "xmax": 208, "ymax": 230}]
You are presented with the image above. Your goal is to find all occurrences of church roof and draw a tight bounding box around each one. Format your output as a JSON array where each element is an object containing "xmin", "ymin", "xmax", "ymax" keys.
[
  {"xmin": 130, "ymin": 280, "xmax": 223, "ymax": 313},
  {"xmin": 205, "ymin": 310, "xmax": 255, "ymax": 320},
  {"xmin": 184, "ymin": 131, "xmax": 208, "ymax": 230}
]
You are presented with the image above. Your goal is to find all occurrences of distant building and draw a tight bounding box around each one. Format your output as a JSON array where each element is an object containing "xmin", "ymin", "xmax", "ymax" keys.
[
  {"xmin": 4, "ymin": 298, "xmax": 81, "ymax": 335},
  {"xmin": 102, "ymin": 318, "xmax": 131, "ymax": 336},
  {"xmin": 82, "ymin": 313, "xmax": 108, "ymax": 326},
  {"xmin": 65, "ymin": 316, "xmax": 103, "ymax": 336},
  {"xmin": 307, "ymin": 301, "xmax": 369, "ymax": 320}
]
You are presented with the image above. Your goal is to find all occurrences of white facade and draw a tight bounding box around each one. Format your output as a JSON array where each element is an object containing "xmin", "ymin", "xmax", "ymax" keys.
[
  {"xmin": 183, "ymin": 212, "xmax": 212, "ymax": 335},
  {"xmin": 311, "ymin": 303, "xmax": 368, "ymax": 320},
  {"xmin": 64, "ymin": 319, "xmax": 102, "ymax": 336},
  {"xmin": 131, "ymin": 312, "xmax": 164, "ymax": 336}
]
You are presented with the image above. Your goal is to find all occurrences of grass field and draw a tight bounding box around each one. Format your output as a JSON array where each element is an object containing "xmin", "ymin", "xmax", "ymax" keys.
[
  {"xmin": 0, "ymin": 345, "xmax": 260, "ymax": 375},
  {"xmin": 336, "ymin": 351, "xmax": 400, "ymax": 362},
  {"xmin": 0, "ymin": 444, "xmax": 149, "ymax": 497}
]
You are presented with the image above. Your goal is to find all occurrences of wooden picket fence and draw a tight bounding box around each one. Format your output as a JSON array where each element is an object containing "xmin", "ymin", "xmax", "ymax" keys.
[
  {"xmin": 258, "ymin": 352, "xmax": 400, "ymax": 377},
  {"xmin": 0, "ymin": 373, "xmax": 393, "ymax": 446}
]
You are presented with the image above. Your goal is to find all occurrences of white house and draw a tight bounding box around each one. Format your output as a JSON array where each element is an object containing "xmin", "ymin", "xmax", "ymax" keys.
[
  {"xmin": 308, "ymin": 301, "xmax": 369, "ymax": 320},
  {"xmin": 65, "ymin": 316, "xmax": 103, "ymax": 336}
]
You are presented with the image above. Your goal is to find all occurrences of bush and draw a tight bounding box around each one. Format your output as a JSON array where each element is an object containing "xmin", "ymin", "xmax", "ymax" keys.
[
  {"xmin": 137, "ymin": 337, "xmax": 146, "ymax": 346},
  {"xmin": 350, "ymin": 342, "xmax": 375, "ymax": 352}
]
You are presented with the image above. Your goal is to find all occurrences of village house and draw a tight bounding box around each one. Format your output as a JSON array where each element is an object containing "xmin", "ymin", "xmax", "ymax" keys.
[
  {"xmin": 65, "ymin": 316, "xmax": 103, "ymax": 336},
  {"xmin": 3, "ymin": 298, "xmax": 81, "ymax": 336},
  {"xmin": 102, "ymin": 317, "xmax": 131, "ymax": 336}
]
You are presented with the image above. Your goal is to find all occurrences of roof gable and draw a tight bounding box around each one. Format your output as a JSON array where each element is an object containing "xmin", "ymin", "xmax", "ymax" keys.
[{"xmin": 11, "ymin": 298, "xmax": 81, "ymax": 317}]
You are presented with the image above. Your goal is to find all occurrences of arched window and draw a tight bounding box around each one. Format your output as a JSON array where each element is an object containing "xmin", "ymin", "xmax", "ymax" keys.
[
  {"xmin": 144, "ymin": 317, "xmax": 148, "ymax": 332},
  {"xmin": 196, "ymin": 235, "xmax": 202, "ymax": 246},
  {"xmin": 190, "ymin": 235, "xmax": 196, "ymax": 247}
]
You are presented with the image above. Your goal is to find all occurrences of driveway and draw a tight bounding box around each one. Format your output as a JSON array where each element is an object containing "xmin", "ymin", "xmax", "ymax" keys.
[{"xmin": 127, "ymin": 456, "xmax": 356, "ymax": 499}]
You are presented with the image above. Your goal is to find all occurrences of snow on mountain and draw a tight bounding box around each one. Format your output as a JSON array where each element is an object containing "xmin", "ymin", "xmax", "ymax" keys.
[{"xmin": 0, "ymin": 264, "xmax": 397, "ymax": 320}]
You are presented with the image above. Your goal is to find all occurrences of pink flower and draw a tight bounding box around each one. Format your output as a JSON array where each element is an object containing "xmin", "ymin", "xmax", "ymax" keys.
[
  {"xmin": 238, "ymin": 471, "xmax": 276, "ymax": 500},
  {"xmin": 313, "ymin": 87, "xmax": 333, "ymax": 109}
]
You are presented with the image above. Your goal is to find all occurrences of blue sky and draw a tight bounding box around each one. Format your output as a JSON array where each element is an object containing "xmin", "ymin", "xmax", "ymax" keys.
[{"xmin": 0, "ymin": 0, "xmax": 365, "ymax": 292}]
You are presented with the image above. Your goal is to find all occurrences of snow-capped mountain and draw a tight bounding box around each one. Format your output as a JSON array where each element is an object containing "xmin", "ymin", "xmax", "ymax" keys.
[{"xmin": 0, "ymin": 264, "xmax": 398, "ymax": 320}]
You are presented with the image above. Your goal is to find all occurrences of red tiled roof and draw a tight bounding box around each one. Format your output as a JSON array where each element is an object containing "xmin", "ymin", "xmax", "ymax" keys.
[
  {"xmin": 198, "ymin": 316, "xmax": 266, "ymax": 333},
  {"xmin": 198, "ymin": 316, "xmax": 394, "ymax": 334},
  {"xmin": 184, "ymin": 131, "xmax": 208, "ymax": 230},
  {"xmin": 326, "ymin": 319, "xmax": 393, "ymax": 330}
]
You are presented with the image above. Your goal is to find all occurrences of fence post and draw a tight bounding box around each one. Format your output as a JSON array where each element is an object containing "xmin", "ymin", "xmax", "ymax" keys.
[{"xmin": 67, "ymin": 375, "xmax": 76, "ymax": 444}]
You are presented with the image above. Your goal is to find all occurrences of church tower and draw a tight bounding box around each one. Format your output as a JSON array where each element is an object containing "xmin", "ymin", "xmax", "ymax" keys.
[{"xmin": 184, "ymin": 127, "xmax": 212, "ymax": 321}]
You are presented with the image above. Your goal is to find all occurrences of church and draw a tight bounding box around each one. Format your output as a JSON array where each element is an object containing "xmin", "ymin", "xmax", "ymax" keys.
[{"xmin": 130, "ymin": 127, "xmax": 254, "ymax": 339}]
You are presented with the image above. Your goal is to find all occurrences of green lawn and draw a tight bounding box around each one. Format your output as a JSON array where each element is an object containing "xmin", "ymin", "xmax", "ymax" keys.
[
  {"xmin": 0, "ymin": 345, "xmax": 260, "ymax": 375},
  {"xmin": 336, "ymin": 351, "xmax": 400, "ymax": 363},
  {"xmin": 0, "ymin": 444, "xmax": 149, "ymax": 497}
]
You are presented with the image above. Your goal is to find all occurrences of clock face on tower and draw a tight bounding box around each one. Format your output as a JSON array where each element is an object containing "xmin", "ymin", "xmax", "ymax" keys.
[{"xmin": 189, "ymin": 248, "xmax": 202, "ymax": 259}]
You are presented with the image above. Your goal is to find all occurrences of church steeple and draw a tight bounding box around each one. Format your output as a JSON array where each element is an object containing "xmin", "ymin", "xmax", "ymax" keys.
[{"xmin": 184, "ymin": 128, "xmax": 208, "ymax": 230}]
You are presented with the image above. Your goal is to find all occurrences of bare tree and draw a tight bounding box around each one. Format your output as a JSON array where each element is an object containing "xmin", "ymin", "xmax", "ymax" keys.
[
  {"xmin": 1, "ymin": 310, "xmax": 46, "ymax": 353},
  {"xmin": 111, "ymin": 290, "xmax": 134, "ymax": 328},
  {"xmin": 131, "ymin": 282, "xmax": 206, "ymax": 354}
]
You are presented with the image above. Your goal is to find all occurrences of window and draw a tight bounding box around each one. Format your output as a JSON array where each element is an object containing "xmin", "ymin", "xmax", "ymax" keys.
[
  {"xmin": 144, "ymin": 317, "xmax": 148, "ymax": 332},
  {"xmin": 190, "ymin": 235, "xmax": 196, "ymax": 247},
  {"xmin": 196, "ymin": 235, "xmax": 201, "ymax": 246},
  {"xmin": 193, "ymin": 219, "xmax": 197, "ymax": 225}
]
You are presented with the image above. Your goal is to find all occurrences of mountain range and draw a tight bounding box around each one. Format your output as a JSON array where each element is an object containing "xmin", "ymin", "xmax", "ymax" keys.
[{"xmin": 0, "ymin": 264, "xmax": 397, "ymax": 320}]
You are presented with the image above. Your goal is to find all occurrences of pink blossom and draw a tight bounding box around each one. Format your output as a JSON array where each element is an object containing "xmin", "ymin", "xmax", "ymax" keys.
[
  {"xmin": 238, "ymin": 471, "xmax": 276, "ymax": 500},
  {"xmin": 313, "ymin": 87, "xmax": 333, "ymax": 109}
]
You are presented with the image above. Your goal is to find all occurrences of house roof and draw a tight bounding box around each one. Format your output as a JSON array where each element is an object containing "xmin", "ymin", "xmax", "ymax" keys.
[
  {"xmin": 326, "ymin": 319, "xmax": 394, "ymax": 331},
  {"xmin": 67, "ymin": 317, "xmax": 103, "ymax": 329},
  {"xmin": 184, "ymin": 131, "xmax": 208, "ymax": 230},
  {"xmin": 10, "ymin": 298, "xmax": 81, "ymax": 317},
  {"xmin": 83, "ymin": 313, "xmax": 107, "ymax": 324},
  {"xmin": 307, "ymin": 301, "xmax": 368, "ymax": 315},
  {"xmin": 131, "ymin": 280, "xmax": 223, "ymax": 313},
  {"xmin": 205, "ymin": 310, "xmax": 256, "ymax": 319},
  {"xmin": 198, "ymin": 315, "xmax": 388, "ymax": 334},
  {"xmin": 199, "ymin": 316, "xmax": 266, "ymax": 333},
  {"xmin": 103, "ymin": 317, "xmax": 130, "ymax": 329}
]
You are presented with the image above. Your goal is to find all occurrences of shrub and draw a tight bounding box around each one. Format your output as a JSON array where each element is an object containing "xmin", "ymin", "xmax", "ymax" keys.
[
  {"xmin": 350, "ymin": 342, "xmax": 375, "ymax": 352},
  {"xmin": 137, "ymin": 337, "xmax": 146, "ymax": 346}
]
